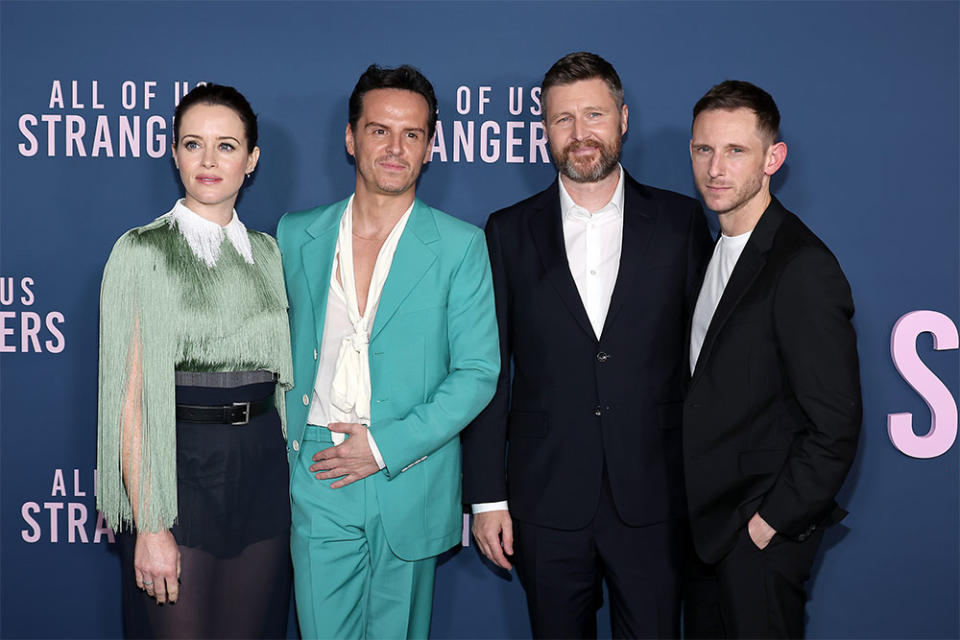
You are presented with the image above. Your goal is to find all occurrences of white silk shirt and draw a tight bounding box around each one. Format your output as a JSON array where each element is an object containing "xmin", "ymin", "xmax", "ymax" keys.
[{"xmin": 307, "ymin": 196, "xmax": 413, "ymax": 469}]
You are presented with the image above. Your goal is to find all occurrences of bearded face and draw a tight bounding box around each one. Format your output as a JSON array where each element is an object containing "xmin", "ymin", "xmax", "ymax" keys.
[
  {"xmin": 543, "ymin": 78, "xmax": 627, "ymax": 185},
  {"xmin": 552, "ymin": 135, "xmax": 622, "ymax": 183}
]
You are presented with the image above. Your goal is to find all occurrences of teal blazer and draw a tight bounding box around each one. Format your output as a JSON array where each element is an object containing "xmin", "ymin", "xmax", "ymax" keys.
[{"xmin": 277, "ymin": 198, "xmax": 499, "ymax": 560}]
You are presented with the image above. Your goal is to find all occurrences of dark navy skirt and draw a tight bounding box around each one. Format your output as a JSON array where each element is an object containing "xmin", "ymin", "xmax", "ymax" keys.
[
  {"xmin": 119, "ymin": 380, "xmax": 291, "ymax": 639},
  {"xmin": 171, "ymin": 380, "xmax": 290, "ymax": 557}
]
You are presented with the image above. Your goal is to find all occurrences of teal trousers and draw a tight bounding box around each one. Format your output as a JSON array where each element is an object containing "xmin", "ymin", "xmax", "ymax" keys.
[{"xmin": 291, "ymin": 425, "xmax": 436, "ymax": 639}]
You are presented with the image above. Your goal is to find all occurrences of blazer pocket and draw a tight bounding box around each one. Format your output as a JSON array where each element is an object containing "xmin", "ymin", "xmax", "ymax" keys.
[
  {"xmin": 397, "ymin": 302, "xmax": 446, "ymax": 316},
  {"xmin": 508, "ymin": 410, "xmax": 547, "ymax": 439},
  {"xmin": 738, "ymin": 449, "xmax": 786, "ymax": 476},
  {"xmin": 657, "ymin": 401, "xmax": 683, "ymax": 430}
]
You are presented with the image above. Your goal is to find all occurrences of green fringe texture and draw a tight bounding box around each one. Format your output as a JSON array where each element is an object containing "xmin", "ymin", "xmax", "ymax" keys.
[{"xmin": 97, "ymin": 216, "xmax": 293, "ymax": 533}]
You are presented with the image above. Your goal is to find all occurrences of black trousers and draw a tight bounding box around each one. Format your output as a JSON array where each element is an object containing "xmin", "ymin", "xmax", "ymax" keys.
[
  {"xmin": 684, "ymin": 524, "xmax": 826, "ymax": 639},
  {"xmin": 513, "ymin": 475, "xmax": 686, "ymax": 639}
]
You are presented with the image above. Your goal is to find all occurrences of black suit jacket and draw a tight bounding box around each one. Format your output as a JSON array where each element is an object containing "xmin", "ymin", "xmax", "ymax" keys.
[
  {"xmin": 462, "ymin": 172, "xmax": 712, "ymax": 530},
  {"xmin": 683, "ymin": 197, "xmax": 862, "ymax": 564}
]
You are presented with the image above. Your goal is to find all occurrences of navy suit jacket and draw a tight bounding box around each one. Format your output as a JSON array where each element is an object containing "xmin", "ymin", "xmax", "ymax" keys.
[{"xmin": 462, "ymin": 172, "xmax": 712, "ymax": 529}]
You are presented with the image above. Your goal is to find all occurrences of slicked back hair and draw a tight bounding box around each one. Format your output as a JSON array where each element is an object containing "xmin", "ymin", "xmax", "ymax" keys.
[
  {"xmin": 174, "ymin": 83, "xmax": 259, "ymax": 152},
  {"xmin": 349, "ymin": 64, "xmax": 438, "ymax": 139}
]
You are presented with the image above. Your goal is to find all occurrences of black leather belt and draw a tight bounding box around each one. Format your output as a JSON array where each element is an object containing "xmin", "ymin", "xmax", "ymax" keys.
[{"xmin": 176, "ymin": 396, "xmax": 274, "ymax": 425}]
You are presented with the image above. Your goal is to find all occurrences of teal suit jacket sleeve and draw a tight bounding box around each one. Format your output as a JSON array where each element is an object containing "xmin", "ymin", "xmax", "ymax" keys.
[{"xmin": 372, "ymin": 224, "xmax": 500, "ymax": 477}]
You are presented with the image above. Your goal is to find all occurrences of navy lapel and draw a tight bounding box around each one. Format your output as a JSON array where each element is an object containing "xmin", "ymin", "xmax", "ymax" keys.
[
  {"xmin": 602, "ymin": 175, "xmax": 655, "ymax": 337},
  {"xmin": 528, "ymin": 181, "xmax": 596, "ymax": 341},
  {"xmin": 300, "ymin": 202, "xmax": 345, "ymax": 351},
  {"xmin": 690, "ymin": 198, "xmax": 787, "ymax": 384},
  {"xmin": 370, "ymin": 199, "xmax": 439, "ymax": 342}
]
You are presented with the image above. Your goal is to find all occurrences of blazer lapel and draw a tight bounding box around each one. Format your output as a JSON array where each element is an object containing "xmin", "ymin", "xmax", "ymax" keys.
[
  {"xmin": 602, "ymin": 176, "xmax": 655, "ymax": 336},
  {"xmin": 684, "ymin": 234, "xmax": 718, "ymax": 372},
  {"xmin": 691, "ymin": 198, "xmax": 787, "ymax": 383},
  {"xmin": 529, "ymin": 182, "xmax": 596, "ymax": 341},
  {"xmin": 370, "ymin": 200, "xmax": 438, "ymax": 342},
  {"xmin": 301, "ymin": 202, "xmax": 345, "ymax": 350}
]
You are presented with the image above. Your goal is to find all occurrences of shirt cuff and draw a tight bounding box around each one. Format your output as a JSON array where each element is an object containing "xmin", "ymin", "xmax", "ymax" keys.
[
  {"xmin": 472, "ymin": 501, "xmax": 509, "ymax": 514},
  {"xmin": 366, "ymin": 429, "xmax": 386, "ymax": 470}
]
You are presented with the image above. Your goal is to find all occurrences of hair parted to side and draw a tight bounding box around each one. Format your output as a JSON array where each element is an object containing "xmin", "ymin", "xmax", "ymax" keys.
[
  {"xmin": 349, "ymin": 64, "xmax": 438, "ymax": 139},
  {"xmin": 693, "ymin": 80, "xmax": 781, "ymax": 143},
  {"xmin": 541, "ymin": 51, "xmax": 624, "ymax": 115},
  {"xmin": 173, "ymin": 83, "xmax": 258, "ymax": 152}
]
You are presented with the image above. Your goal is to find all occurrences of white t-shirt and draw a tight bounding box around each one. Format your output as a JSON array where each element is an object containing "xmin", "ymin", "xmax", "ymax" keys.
[{"xmin": 689, "ymin": 230, "xmax": 753, "ymax": 374}]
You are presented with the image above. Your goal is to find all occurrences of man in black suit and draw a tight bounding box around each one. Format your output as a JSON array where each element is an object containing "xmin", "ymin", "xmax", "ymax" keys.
[
  {"xmin": 461, "ymin": 52, "xmax": 712, "ymax": 638},
  {"xmin": 683, "ymin": 80, "xmax": 862, "ymax": 638}
]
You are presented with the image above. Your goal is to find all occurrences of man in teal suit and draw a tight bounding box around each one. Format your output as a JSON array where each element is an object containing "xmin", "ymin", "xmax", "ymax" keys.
[{"xmin": 277, "ymin": 64, "xmax": 499, "ymax": 639}]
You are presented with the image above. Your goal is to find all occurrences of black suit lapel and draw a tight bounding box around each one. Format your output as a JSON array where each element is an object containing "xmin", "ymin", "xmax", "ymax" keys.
[
  {"xmin": 691, "ymin": 198, "xmax": 788, "ymax": 384},
  {"xmin": 603, "ymin": 176, "xmax": 655, "ymax": 337},
  {"xmin": 529, "ymin": 182, "xmax": 597, "ymax": 341},
  {"xmin": 684, "ymin": 234, "xmax": 718, "ymax": 376}
]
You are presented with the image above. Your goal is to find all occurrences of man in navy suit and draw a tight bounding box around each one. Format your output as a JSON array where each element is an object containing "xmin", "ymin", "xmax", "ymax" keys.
[{"xmin": 461, "ymin": 52, "xmax": 712, "ymax": 638}]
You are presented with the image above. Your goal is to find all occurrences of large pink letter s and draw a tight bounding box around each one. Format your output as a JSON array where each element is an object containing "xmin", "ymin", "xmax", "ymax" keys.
[{"xmin": 888, "ymin": 310, "xmax": 959, "ymax": 458}]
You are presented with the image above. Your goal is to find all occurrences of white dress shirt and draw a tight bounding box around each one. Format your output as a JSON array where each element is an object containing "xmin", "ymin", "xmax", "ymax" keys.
[
  {"xmin": 559, "ymin": 166, "xmax": 626, "ymax": 339},
  {"xmin": 473, "ymin": 167, "xmax": 626, "ymax": 515},
  {"xmin": 307, "ymin": 196, "xmax": 413, "ymax": 469},
  {"xmin": 689, "ymin": 230, "xmax": 752, "ymax": 374}
]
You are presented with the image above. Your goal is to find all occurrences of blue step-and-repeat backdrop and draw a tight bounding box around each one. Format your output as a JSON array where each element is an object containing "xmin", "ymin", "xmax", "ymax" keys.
[{"xmin": 1, "ymin": 2, "xmax": 957, "ymax": 638}]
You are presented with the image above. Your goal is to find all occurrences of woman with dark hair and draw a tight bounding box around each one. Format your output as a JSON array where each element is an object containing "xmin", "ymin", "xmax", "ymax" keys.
[{"xmin": 97, "ymin": 83, "xmax": 293, "ymax": 638}]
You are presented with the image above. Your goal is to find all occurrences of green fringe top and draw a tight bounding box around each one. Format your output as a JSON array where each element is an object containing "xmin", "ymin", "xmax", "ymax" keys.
[{"xmin": 96, "ymin": 212, "xmax": 293, "ymax": 533}]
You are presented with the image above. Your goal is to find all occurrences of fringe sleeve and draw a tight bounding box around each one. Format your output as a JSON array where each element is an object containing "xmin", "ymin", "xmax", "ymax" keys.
[
  {"xmin": 259, "ymin": 233, "xmax": 295, "ymax": 438},
  {"xmin": 96, "ymin": 230, "xmax": 178, "ymax": 533}
]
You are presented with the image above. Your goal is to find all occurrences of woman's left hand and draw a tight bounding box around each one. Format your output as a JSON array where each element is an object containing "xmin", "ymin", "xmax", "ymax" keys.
[{"xmin": 135, "ymin": 530, "xmax": 181, "ymax": 605}]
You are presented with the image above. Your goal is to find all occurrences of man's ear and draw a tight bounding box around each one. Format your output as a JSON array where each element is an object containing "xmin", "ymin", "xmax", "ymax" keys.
[
  {"xmin": 764, "ymin": 141, "xmax": 787, "ymax": 176},
  {"xmin": 422, "ymin": 133, "xmax": 434, "ymax": 165},
  {"xmin": 345, "ymin": 123, "xmax": 356, "ymax": 158}
]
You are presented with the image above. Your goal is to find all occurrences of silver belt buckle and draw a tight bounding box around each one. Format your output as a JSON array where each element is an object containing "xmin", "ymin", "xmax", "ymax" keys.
[{"xmin": 231, "ymin": 401, "xmax": 251, "ymax": 425}]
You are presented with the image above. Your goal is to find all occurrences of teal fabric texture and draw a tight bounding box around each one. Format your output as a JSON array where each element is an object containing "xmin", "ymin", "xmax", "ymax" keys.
[{"xmin": 278, "ymin": 197, "xmax": 500, "ymax": 561}]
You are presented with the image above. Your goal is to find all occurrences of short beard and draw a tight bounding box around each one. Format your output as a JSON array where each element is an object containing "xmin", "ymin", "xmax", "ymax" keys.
[{"xmin": 554, "ymin": 138, "xmax": 622, "ymax": 183}]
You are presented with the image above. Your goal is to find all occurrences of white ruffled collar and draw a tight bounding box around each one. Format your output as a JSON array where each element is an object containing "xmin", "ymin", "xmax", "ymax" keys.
[{"xmin": 163, "ymin": 199, "xmax": 254, "ymax": 267}]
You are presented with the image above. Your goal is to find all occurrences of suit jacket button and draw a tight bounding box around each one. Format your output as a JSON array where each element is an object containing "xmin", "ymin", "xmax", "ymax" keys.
[
  {"xmin": 292, "ymin": 440, "xmax": 300, "ymax": 452},
  {"xmin": 594, "ymin": 406, "xmax": 602, "ymax": 417},
  {"xmin": 597, "ymin": 351, "xmax": 609, "ymax": 362},
  {"xmin": 302, "ymin": 394, "xmax": 310, "ymax": 406}
]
